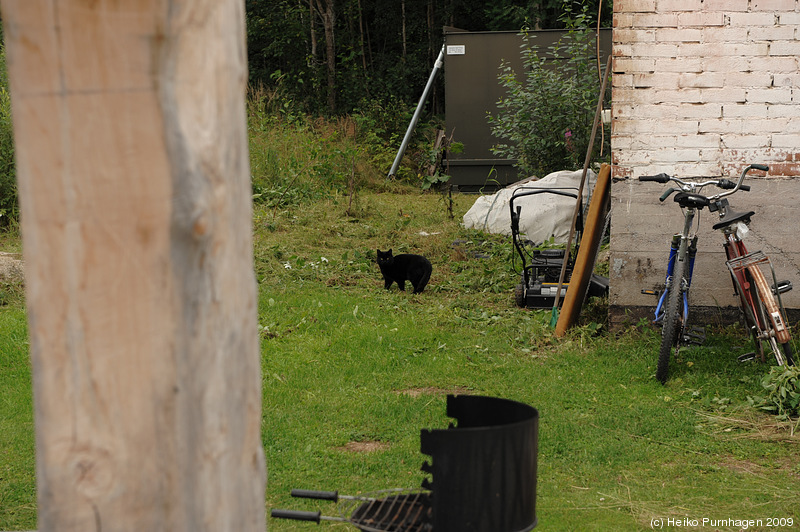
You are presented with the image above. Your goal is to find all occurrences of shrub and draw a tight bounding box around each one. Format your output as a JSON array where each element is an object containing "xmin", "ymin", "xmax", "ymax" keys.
[
  {"xmin": 748, "ymin": 364, "xmax": 800, "ymax": 422},
  {"xmin": 489, "ymin": 5, "xmax": 610, "ymax": 178},
  {"xmin": 0, "ymin": 45, "xmax": 18, "ymax": 228}
]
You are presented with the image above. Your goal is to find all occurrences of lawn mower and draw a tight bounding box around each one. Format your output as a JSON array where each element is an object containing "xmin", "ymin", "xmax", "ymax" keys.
[{"xmin": 510, "ymin": 185, "xmax": 608, "ymax": 309}]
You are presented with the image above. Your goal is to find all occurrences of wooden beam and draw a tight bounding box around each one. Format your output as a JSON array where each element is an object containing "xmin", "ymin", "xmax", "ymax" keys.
[{"xmin": 1, "ymin": 1, "xmax": 266, "ymax": 530}]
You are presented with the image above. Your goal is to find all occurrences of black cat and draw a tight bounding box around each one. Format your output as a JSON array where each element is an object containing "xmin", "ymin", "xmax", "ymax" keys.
[{"xmin": 376, "ymin": 249, "xmax": 432, "ymax": 294}]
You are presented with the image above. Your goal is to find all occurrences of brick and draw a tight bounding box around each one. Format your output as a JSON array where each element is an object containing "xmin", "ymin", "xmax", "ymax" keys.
[
  {"xmin": 677, "ymin": 12, "xmax": 724, "ymax": 27},
  {"xmin": 772, "ymin": 134, "xmax": 800, "ymax": 148},
  {"xmin": 614, "ymin": 28, "xmax": 656, "ymax": 44},
  {"xmin": 778, "ymin": 12, "xmax": 800, "ymax": 25},
  {"xmin": 700, "ymin": 87, "xmax": 747, "ymax": 103},
  {"xmin": 634, "ymin": 72, "xmax": 680, "ymax": 88},
  {"xmin": 675, "ymin": 103, "xmax": 723, "ymax": 119},
  {"xmin": 612, "ymin": 118, "xmax": 657, "ymax": 135},
  {"xmin": 679, "ymin": 42, "xmax": 770, "ymax": 58},
  {"xmin": 727, "ymin": 12, "xmax": 777, "ymax": 27},
  {"xmin": 751, "ymin": 0, "xmax": 796, "ymax": 11},
  {"xmin": 654, "ymin": 57, "xmax": 703, "ymax": 73},
  {"xmin": 651, "ymin": 88, "xmax": 703, "ymax": 104},
  {"xmin": 751, "ymin": 56, "xmax": 798, "ymax": 73},
  {"xmin": 612, "ymin": 74, "xmax": 635, "ymax": 89},
  {"xmin": 613, "ymin": 13, "xmax": 633, "ymax": 28},
  {"xmin": 772, "ymin": 74, "xmax": 800, "ymax": 87},
  {"xmin": 679, "ymin": 72, "xmax": 725, "ymax": 89},
  {"xmin": 703, "ymin": 27, "xmax": 749, "ymax": 43},
  {"xmin": 655, "ymin": 119, "xmax": 700, "ymax": 135},
  {"xmin": 761, "ymin": 118, "xmax": 793, "ymax": 133},
  {"xmin": 747, "ymin": 88, "xmax": 793, "ymax": 104},
  {"xmin": 769, "ymin": 41, "xmax": 800, "ymax": 56},
  {"xmin": 614, "ymin": 0, "xmax": 657, "ymax": 13},
  {"xmin": 698, "ymin": 119, "xmax": 744, "ymax": 134},
  {"xmin": 676, "ymin": 134, "xmax": 721, "ymax": 148},
  {"xmin": 655, "ymin": 28, "xmax": 702, "ymax": 42},
  {"xmin": 749, "ymin": 26, "xmax": 796, "ymax": 42},
  {"xmin": 767, "ymin": 104, "xmax": 800, "ymax": 119},
  {"xmin": 668, "ymin": 148, "xmax": 704, "ymax": 162},
  {"xmin": 612, "ymin": 87, "xmax": 654, "ymax": 104},
  {"xmin": 610, "ymin": 136, "xmax": 634, "ymax": 151},
  {"xmin": 612, "ymin": 43, "xmax": 634, "ymax": 58},
  {"xmin": 764, "ymin": 161, "xmax": 800, "ymax": 176},
  {"xmin": 702, "ymin": 57, "xmax": 750, "ymax": 73},
  {"xmin": 724, "ymin": 72, "xmax": 773, "ymax": 88},
  {"xmin": 620, "ymin": 104, "xmax": 673, "ymax": 119},
  {"xmin": 613, "ymin": 57, "xmax": 656, "ymax": 73},
  {"xmin": 699, "ymin": 0, "xmax": 749, "ymax": 10},
  {"xmin": 631, "ymin": 42, "xmax": 680, "ymax": 57},
  {"xmin": 631, "ymin": 13, "xmax": 679, "ymax": 27},
  {"xmin": 722, "ymin": 134, "xmax": 771, "ymax": 149},
  {"xmin": 722, "ymin": 103, "xmax": 769, "ymax": 118}
]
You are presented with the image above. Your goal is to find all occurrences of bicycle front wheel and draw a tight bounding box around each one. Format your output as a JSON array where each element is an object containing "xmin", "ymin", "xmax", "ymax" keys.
[
  {"xmin": 749, "ymin": 268, "xmax": 795, "ymax": 366},
  {"xmin": 657, "ymin": 256, "xmax": 685, "ymax": 383}
]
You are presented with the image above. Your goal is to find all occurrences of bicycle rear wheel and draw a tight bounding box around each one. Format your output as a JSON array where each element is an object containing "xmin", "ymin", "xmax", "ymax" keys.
[
  {"xmin": 657, "ymin": 256, "xmax": 685, "ymax": 383},
  {"xmin": 748, "ymin": 267, "xmax": 794, "ymax": 366}
]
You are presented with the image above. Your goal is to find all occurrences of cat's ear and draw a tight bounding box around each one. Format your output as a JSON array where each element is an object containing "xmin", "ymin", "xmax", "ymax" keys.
[{"xmin": 388, "ymin": 249, "xmax": 392, "ymax": 254}]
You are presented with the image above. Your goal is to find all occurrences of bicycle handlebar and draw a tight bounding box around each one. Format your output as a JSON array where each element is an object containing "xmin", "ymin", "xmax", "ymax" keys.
[
  {"xmin": 638, "ymin": 164, "xmax": 765, "ymax": 200},
  {"xmin": 639, "ymin": 173, "xmax": 670, "ymax": 183}
]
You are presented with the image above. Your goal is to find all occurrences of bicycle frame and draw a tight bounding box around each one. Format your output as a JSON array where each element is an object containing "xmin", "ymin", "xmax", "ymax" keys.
[{"xmin": 653, "ymin": 210, "xmax": 698, "ymax": 330}]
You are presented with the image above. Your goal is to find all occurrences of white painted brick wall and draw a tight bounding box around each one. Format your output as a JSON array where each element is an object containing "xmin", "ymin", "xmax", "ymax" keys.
[{"xmin": 610, "ymin": 0, "xmax": 800, "ymax": 325}]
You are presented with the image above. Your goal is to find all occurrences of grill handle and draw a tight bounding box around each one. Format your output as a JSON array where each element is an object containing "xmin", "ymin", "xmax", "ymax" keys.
[
  {"xmin": 291, "ymin": 489, "xmax": 339, "ymax": 501},
  {"xmin": 271, "ymin": 509, "xmax": 321, "ymax": 523}
]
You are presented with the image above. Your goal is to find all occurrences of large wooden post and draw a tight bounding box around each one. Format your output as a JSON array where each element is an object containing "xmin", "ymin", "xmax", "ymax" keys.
[{"xmin": 1, "ymin": 1, "xmax": 266, "ymax": 530}]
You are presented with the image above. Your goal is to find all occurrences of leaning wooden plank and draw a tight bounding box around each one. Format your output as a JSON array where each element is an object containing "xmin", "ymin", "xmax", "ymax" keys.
[
  {"xmin": 555, "ymin": 163, "xmax": 611, "ymax": 336},
  {"xmin": 1, "ymin": 1, "xmax": 266, "ymax": 530}
]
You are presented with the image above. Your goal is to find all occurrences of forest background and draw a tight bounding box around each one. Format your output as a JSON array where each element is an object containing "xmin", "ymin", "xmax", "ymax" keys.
[{"xmin": 246, "ymin": 0, "xmax": 612, "ymax": 114}]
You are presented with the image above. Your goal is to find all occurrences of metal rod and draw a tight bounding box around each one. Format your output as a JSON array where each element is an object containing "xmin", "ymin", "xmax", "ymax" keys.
[
  {"xmin": 388, "ymin": 44, "xmax": 446, "ymax": 178},
  {"xmin": 552, "ymin": 54, "xmax": 612, "ymax": 311}
]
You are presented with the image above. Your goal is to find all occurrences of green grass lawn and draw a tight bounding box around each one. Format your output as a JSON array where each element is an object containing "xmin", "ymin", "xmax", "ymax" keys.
[{"xmin": 1, "ymin": 190, "xmax": 799, "ymax": 531}]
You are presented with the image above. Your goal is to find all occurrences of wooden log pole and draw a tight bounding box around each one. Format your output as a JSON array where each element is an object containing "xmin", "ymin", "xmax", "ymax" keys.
[{"xmin": 1, "ymin": 1, "xmax": 266, "ymax": 530}]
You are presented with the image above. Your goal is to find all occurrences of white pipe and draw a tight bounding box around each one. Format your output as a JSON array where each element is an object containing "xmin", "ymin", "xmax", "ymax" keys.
[{"xmin": 388, "ymin": 44, "xmax": 446, "ymax": 178}]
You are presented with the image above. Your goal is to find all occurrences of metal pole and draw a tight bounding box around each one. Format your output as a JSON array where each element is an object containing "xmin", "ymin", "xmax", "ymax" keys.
[{"xmin": 388, "ymin": 44, "xmax": 446, "ymax": 178}]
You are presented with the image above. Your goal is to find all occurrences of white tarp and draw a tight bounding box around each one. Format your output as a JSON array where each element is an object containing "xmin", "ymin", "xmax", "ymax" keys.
[{"xmin": 462, "ymin": 169, "xmax": 596, "ymax": 244}]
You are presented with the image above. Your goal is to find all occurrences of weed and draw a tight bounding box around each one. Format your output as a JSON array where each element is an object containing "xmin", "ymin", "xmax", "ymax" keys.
[{"xmin": 748, "ymin": 365, "xmax": 800, "ymax": 423}]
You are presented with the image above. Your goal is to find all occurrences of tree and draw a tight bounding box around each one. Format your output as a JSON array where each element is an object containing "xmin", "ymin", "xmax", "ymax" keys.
[
  {"xmin": 1, "ymin": 1, "xmax": 266, "ymax": 529},
  {"xmin": 312, "ymin": 0, "xmax": 338, "ymax": 112}
]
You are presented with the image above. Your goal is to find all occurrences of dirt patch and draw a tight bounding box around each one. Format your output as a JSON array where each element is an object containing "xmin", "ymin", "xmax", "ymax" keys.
[
  {"xmin": 337, "ymin": 441, "xmax": 390, "ymax": 453},
  {"xmin": 717, "ymin": 456, "xmax": 765, "ymax": 476},
  {"xmin": 396, "ymin": 386, "xmax": 472, "ymax": 398}
]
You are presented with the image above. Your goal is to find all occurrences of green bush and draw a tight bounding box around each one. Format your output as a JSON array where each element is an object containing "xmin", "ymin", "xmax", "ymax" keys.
[
  {"xmin": 489, "ymin": 5, "xmax": 610, "ymax": 178},
  {"xmin": 0, "ymin": 45, "xmax": 18, "ymax": 228},
  {"xmin": 748, "ymin": 364, "xmax": 800, "ymax": 421}
]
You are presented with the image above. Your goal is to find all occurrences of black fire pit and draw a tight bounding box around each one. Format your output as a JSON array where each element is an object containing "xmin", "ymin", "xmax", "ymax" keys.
[
  {"xmin": 420, "ymin": 394, "xmax": 538, "ymax": 532},
  {"xmin": 271, "ymin": 394, "xmax": 538, "ymax": 531}
]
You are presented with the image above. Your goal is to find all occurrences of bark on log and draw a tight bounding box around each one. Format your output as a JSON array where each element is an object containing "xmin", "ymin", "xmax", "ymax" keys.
[{"xmin": 0, "ymin": 1, "xmax": 266, "ymax": 530}]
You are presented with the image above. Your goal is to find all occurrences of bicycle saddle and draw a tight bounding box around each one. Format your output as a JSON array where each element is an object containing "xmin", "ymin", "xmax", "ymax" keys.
[
  {"xmin": 712, "ymin": 208, "xmax": 754, "ymax": 230},
  {"xmin": 673, "ymin": 192, "xmax": 710, "ymax": 209}
]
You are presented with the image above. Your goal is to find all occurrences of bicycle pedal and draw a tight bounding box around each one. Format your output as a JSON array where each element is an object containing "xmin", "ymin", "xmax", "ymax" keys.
[
  {"xmin": 641, "ymin": 289, "xmax": 660, "ymax": 296},
  {"xmin": 772, "ymin": 280, "xmax": 792, "ymax": 295},
  {"xmin": 737, "ymin": 352, "xmax": 757, "ymax": 363},
  {"xmin": 682, "ymin": 327, "xmax": 706, "ymax": 345}
]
